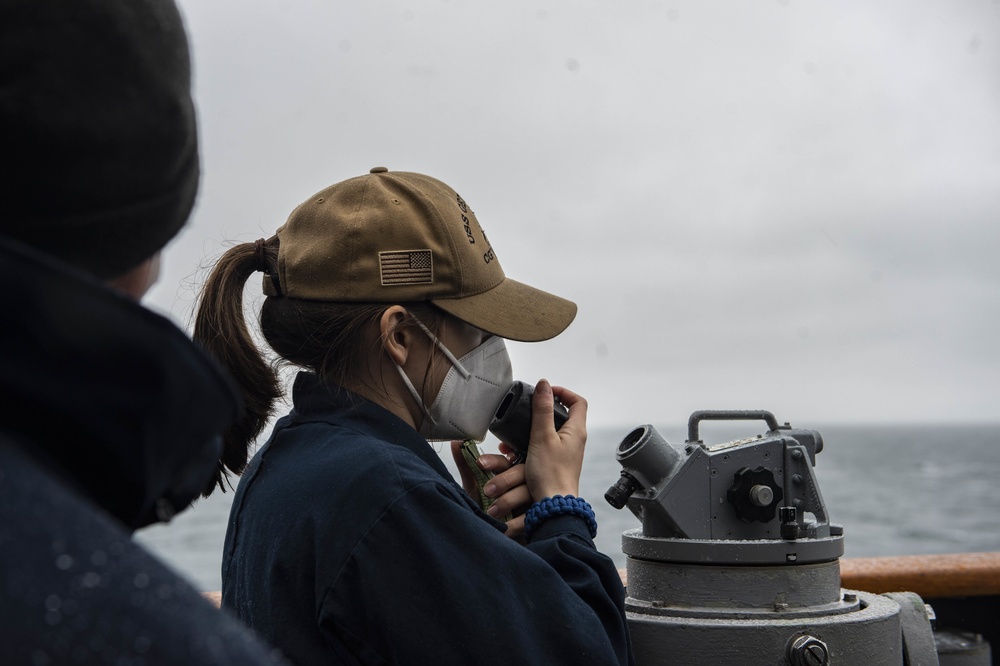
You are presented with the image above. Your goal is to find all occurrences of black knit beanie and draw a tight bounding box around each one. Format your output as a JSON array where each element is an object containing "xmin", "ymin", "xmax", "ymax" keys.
[{"xmin": 0, "ymin": 0, "xmax": 199, "ymax": 280}]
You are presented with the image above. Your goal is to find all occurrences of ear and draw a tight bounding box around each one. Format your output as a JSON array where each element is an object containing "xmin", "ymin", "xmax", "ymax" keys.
[{"xmin": 380, "ymin": 305, "xmax": 415, "ymax": 366}]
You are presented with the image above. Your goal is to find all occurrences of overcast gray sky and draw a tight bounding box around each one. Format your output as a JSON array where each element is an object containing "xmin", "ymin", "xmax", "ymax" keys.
[{"xmin": 152, "ymin": 0, "xmax": 1000, "ymax": 429}]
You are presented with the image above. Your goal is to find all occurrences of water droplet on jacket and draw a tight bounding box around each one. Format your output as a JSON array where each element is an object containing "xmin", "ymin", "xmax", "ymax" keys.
[
  {"xmin": 133, "ymin": 573, "xmax": 150, "ymax": 589},
  {"xmin": 55, "ymin": 554, "xmax": 73, "ymax": 570}
]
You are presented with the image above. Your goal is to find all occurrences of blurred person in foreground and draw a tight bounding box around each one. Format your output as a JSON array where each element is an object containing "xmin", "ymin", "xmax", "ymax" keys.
[{"xmin": 0, "ymin": 1, "xmax": 286, "ymax": 663}]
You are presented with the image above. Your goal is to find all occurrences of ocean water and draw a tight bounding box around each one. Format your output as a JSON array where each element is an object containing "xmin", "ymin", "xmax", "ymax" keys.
[{"xmin": 136, "ymin": 422, "xmax": 1000, "ymax": 592}]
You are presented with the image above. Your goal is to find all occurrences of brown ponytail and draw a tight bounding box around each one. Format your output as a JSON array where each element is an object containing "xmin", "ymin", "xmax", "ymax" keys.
[
  {"xmin": 195, "ymin": 236, "xmax": 450, "ymax": 496},
  {"xmin": 194, "ymin": 237, "xmax": 282, "ymax": 495}
]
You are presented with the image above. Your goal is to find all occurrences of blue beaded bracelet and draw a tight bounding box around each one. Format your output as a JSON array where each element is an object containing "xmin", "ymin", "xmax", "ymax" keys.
[{"xmin": 523, "ymin": 495, "xmax": 598, "ymax": 539}]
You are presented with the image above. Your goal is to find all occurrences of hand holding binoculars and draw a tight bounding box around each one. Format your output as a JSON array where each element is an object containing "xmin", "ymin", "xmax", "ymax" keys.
[{"xmin": 488, "ymin": 380, "xmax": 569, "ymax": 463}]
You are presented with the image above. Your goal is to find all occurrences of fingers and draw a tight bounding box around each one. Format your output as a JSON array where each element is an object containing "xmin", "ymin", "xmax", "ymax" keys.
[
  {"xmin": 528, "ymin": 379, "xmax": 558, "ymax": 446},
  {"xmin": 487, "ymin": 487, "xmax": 532, "ymax": 521},
  {"xmin": 548, "ymin": 384, "xmax": 588, "ymax": 446},
  {"xmin": 529, "ymin": 381, "xmax": 588, "ymax": 439},
  {"xmin": 550, "ymin": 384, "xmax": 587, "ymax": 418},
  {"xmin": 451, "ymin": 441, "xmax": 528, "ymax": 520},
  {"xmin": 476, "ymin": 452, "xmax": 513, "ymax": 473},
  {"xmin": 482, "ymin": 464, "xmax": 531, "ymax": 520},
  {"xmin": 523, "ymin": 379, "xmax": 587, "ymax": 501},
  {"xmin": 502, "ymin": 515, "xmax": 525, "ymax": 540}
]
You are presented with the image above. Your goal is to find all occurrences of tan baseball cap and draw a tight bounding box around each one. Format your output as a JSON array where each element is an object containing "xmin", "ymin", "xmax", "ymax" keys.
[{"xmin": 264, "ymin": 167, "xmax": 577, "ymax": 342}]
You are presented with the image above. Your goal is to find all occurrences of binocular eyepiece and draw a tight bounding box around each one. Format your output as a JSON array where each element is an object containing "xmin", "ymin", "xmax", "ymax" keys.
[{"xmin": 489, "ymin": 380, "xmax": 569, "ymax": 460}]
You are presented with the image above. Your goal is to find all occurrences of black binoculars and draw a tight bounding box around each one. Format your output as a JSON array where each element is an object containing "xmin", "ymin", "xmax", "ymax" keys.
[{"xmin": 488, "ymin": 380, "xmax": 569, "ymax": 463}]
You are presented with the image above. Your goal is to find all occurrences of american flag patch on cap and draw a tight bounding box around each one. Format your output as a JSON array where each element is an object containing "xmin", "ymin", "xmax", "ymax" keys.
[{"xmin": 379, "ymin": 250, "xmax": 433, "ymax": 286}]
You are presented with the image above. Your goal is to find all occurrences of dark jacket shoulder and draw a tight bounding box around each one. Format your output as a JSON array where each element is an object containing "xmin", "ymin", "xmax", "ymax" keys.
[
  {"xmin": 0, "ymin": 238, "xmax": 284, "ymax": 664},
  {"xmin": 0, "ymin": 237, "xmax": 240, "ymax": 529}
]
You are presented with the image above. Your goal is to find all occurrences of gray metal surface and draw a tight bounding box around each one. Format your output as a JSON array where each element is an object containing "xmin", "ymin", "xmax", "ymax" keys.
[
  {"xmin": 625, "ymin": 559, "xmax": 846, "ymax": 618},
  {"xmin": 883, "ymin": 592, "xmax": 939, "ymax": 666},
  {"xmin": 613, "ymin": 424, "xmax": 833, "ymax": 547},
  {"xmin": 628, "ymin": 590, "xmax": 903, "ymax": 665},
  {"xmin": 609, "ymin": 415, "xmax": 941, "ymax": 665},
  {"xmin": 935, "ymin": 629, "xmax": 992, "ymax": 666},
  {"xmin": 621, "ymin": 529, "xmax": 844, "ymax": 565}
]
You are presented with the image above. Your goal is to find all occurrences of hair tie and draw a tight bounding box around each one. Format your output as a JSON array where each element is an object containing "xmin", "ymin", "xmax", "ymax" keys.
[
  {"xmin": 254, "ymin": 238, "xmax": 284, "ymax": 296},
  {"xmin": 253, "ymin": 238, "xmax": 268, "ymax": 273}
]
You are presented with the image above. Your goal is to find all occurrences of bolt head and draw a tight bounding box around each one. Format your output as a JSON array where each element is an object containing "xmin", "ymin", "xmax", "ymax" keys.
[
  {"xmin": 750, "ymin": 484, "xmax": 774, "ymax": 507},
  {"xmin": 787, "ymin": 635, "xmax": 829, "ymax": 666}
]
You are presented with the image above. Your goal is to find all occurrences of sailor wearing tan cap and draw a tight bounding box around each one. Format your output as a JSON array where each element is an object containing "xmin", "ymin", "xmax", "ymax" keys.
[{"xmin": 195, "ymin": 168, "xmax": 633, "ymax": 665}]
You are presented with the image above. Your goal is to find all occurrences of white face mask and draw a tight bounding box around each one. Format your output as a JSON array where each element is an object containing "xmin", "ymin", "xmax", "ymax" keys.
[{"xmin": 395, "ymin": 318, "xmax": 513, "ymax": 442}]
